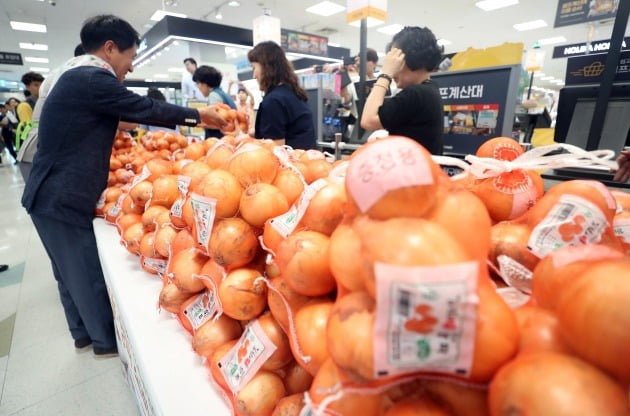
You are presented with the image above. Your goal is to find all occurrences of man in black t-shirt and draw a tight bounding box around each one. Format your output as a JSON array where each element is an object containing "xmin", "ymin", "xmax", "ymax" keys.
[{"xmin": 361, "ymin": 26, "xmax": 444, "ymax": 155}]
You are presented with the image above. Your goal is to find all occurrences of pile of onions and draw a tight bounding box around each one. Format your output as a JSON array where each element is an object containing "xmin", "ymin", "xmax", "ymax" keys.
[
  {"xmin": 272, "ymin": 169, "xmax": 305, "ymax": 206},
  {"xmin": 240, "ymin": 183, "xmax": 289, "ymax": 228},
  {"xmin": 228, "ymin": 144, "xmax": 279, "ymax": 187},
  {"xmin": 195, "ymin": 169, "xmax": 243, "ymax": 218}
]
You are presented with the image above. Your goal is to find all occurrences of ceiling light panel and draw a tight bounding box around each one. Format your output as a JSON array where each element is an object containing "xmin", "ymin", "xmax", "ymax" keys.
[
  {"xmin": 24, "ymin": 56, "xmax": 49, "ymax": 63},
  {"xmin": 10, "ymin": 21, "xmax": 47, "ymax": 32},
  {"xmin": 377, "ymin": 24, "xmax": 405, "ymax": 35},
  {"xmin": 29, "ymin": 67, "xmax": 50, "ymax": 72},
  {"xmin": 514, "ymin": 19, "xmax": 547, "ymax": 31},
  {"xmin": 19, "ymin": 42, "xmax": 48, "ymax": 51},
  {"xmin": 475, "ymin": 0, "xmax": 519, "ymax": 11},
  {"xmin": 437, "ymin": 39, "xmax": 452, "ymax": 46},
  {"xmin": 306, "ymin": 1, "xmax": 346, "ymax": 17},
  {"xmin": 537, "ymin": 36, "xmax": 567, "ymax": 45}
]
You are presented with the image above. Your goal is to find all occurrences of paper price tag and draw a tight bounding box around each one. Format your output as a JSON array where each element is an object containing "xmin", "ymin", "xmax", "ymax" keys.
[
  {"xmin": 346, "ymin": 138, "xmax": 434, "ymax": 213},
  {"xmin": 190, "ymin": 193, "xmax": 218, "ymax": 250},
  {"xmin": 142, "ymin": 257, "xmax": 167, "ymax": 275},
  {"xmin": 270, "ymin": 178, "xmax": 327, "ymax": 238},
  {"xmin": 614, "ymin": 218, "xmax": 630, "ymax": 244},
  {"xmin": 170, "ymin": 175, "xmax": 192, "ymax": 219},
  {"xmin": 218, "ymin": 320, "xmax": 277, "ymax": 393},
  {"xmin": 373, "ymin": 261, "xmax": 478, "ymax": 378},
  {"xmin": 182, "ymin": 290, "xmax": 217, "ymax": 331},
  {"xmin": 528, "ymin": 195, "xmax": 608, "ymax": 258}
]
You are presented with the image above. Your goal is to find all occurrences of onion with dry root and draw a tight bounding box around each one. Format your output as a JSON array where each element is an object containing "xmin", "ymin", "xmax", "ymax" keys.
[{"xmin": 218, "ymin": 268, "xmax": 267, "ymax": 320}]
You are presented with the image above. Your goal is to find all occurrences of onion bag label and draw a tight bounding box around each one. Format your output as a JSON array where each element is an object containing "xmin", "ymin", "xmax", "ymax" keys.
[
  {"xmin": 129, "ymin": 165, "xmax": 151, "ymax": 189},
  {"xmin": 494, "ymin": 172, "xmax": 540, "ymax": 219},
  {"xmin": 218, "ymin": 320, "xmax": 277, "ymax": 394},
  {"xmin": 170, "ymin": 175, "xmax": 192, "ymax": 219},
  {"xmin": 107, "ymin": 193, "xmax": 126, "ymax": 220},
  {"xmin": 347, "ymin": 138, "xmax": 434, "ymax": 213},
  {"xmin": 183, "ymin": 290, "xmax": 217, "ymax": 331},
  {"xmin": 496, "ymin": 255, "xmax": 533, "ymax": 294},
  {"xmin": 496, "ymin": 287, "xmax": 530, "ymax": 310},
  {"xmin": 528, "ymin": 195, "xmax": 608, "ymax": 258},
  {"xmin": 373, "ymin": 262, "xmax": 478, "ymax": 378},
  {"xmin": 141, "ymin": 256, "xmax": 167, "ymax": 275},
  {"xmin": 614, "ymin": 218, "xmax": 630, "ymax": 244},
  {"xmin": 190, "ymin": 193, "xmax": 218, "ymax": 250},
  {"xmin": 270, "ymin": 178, "xmax": 327, "ymax": 238}
]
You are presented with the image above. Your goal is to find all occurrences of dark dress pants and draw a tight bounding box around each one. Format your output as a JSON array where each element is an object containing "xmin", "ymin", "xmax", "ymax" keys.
[{"xmin": 30, "ymin": 213, "xmax": 116, "ymax": 349}]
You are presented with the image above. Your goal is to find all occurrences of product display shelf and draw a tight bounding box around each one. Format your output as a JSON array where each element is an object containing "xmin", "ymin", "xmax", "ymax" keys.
[{"xmin": 94, "ymin": 218, "xmax": 230, "ymax": 416}]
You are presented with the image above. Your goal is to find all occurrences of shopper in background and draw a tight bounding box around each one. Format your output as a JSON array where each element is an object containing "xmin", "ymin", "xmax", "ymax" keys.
[
  {"xmin": 361, "ymin": 26, "xmax": 444, "ymax": 155},
  {"xmin": 247, "ymin": 41, "xmax": 316, "ymax": 150},
  {"xmin": 235, "ymin": 85, "xmax": 255, "ymax": 136},
  {"xmin": 16, "ymin": 45, "xmax": 86, "ymax": 181},
  {"xmin": 21, "ymin": 14, "xmax": 227, "ymax": 359},
  {"xmin": 181, "ymin": 58, "xmax": 204, "ymax": 101},
  {"xmin": 0, "ymin": 265, "xmax": 7, "ymax": 273},
  {"xmin": 17, "ymin": 72, "xmax": 44, "ymax": 119},
  {"xmin": 193, "ymin": 65, "xmax": 237, "ymax": 139},
  {"xmin": 140, "ymin": 88, "xmax": 177, "ymax": 134},
  {"xmin": 2, "ymin": 98, "xmax": 20, "ymax": 163},
  {"xmin": 342, "ymin": 48, "xmax": 379, "ymax": 119},
  {"xmin": 0, "ymin": 103, "xmax": 7, "ymax": 165},
  {"xmin": 615, "ymin": 149, "xmax": 630, "ymax": 182}
]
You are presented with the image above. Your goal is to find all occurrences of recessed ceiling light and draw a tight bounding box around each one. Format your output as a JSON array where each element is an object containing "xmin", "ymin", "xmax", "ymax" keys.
[
  {"xmin": 215, "ymin": 10, "xmax": 223, "ymax": 19},
  {"xmin": 168, "ymin": 67, "xmax": 185, "ymax": 72},
  {"xmin": 514, "ymin": 19, "xmax": 547, "ymax": 31},
  {"xmin": 19, "ymin": 42, "xmax": 48, "ymax": 51},
  {"xmin": 537, "ymin": 36, "xmax": 567, "ymax": 45},
  {"xmin": 150, "ymin": 10, "xmax": 187, "ymax": 21},
  {"xmin": 437, "ymin": 39, "xmax": 452, "ymax": 46},
  {"xmin": 24, "ymin": 56, "xmax": 49, "ymax": 63},
  {"xmin": 29, "ymin": 67, "xmax": 50, "ymax": 72},
  {"xmin": 228, "ymin": 0, "xmax": 241, "ymax": 6},
  {"xmin": 377, "ymin": 24, "xmax": 405, "ymax": 35},
  {"xmin": 533, "ymin": 72, "xmax": 545, "ymax": 78},
  {"xmin": 475, "ymin": 0, "xmax": 518, "ymax": 11},
  {"xmin": 349, "ymin": 17, "xmax": 384, "ymax": 28},
  {"xmin": 306, "ymin": 1, "xmax": 346, "ymax": 17},
  {"xmin": 154, "ymin": 74, "xmax": 169, "ymax": 78},
  {"xmin": 10, "ymin": 21, "xmax": 47, "ymax": 33},
  {"xmin": 540, "ymin": 76, "xmax": 554, "ymax": 80}
]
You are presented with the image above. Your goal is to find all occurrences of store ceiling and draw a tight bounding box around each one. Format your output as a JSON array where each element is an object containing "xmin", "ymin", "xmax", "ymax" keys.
[{"xmin": 0, "ymin": 0, "xmax": 625, "ymax": 92}]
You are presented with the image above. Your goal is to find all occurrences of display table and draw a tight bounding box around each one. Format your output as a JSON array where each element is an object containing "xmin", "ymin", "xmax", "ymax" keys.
[{"xmin": 94, "ymin": 219, "xmax": 229, "ymax": 416}]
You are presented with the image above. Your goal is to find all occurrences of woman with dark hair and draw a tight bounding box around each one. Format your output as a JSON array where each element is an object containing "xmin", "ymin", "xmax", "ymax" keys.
[
  {"xmin": 193, "ymin": 65, "xmax": 236, "ymax": 139},
  {"xmin": 247, "ymin": 41, "xmax": 316, "ymax": 150},
  {"xmin": 361, "ymin": 26, "xmax": 444, "ymax": 155}
]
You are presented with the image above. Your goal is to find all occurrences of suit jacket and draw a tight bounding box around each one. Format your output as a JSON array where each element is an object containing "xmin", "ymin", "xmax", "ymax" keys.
[{"xmin": 22, "ymin": 66, "xmax": 200, "ymax": 227}]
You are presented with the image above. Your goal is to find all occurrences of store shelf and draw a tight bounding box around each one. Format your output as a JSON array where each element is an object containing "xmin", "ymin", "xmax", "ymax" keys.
[{"xmin": 94, "ymin": 219, "xmax": 229, "ymax": 416}]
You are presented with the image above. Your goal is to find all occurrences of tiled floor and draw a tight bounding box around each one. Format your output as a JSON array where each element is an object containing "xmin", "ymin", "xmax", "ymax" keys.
[{"xmin": 0, "ymin": 152, "xmax": 139, "ymax": 416}]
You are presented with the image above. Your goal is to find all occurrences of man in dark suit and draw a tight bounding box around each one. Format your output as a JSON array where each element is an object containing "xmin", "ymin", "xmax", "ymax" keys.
[{"xmin": 21, "ymin": 15, "xmax": 226, "ymax": 358}]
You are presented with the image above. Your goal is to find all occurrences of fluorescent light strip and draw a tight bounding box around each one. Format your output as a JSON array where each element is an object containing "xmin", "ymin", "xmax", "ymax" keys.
[
  {"xmin": 377, "ymin": 24, "xmax": 405, "ymax": 35},
  {"xmin": 150, "ymin": 10, "xmax": 187, "ymax": 22},
  {"xmin": 538, "ymin": 36, "xmax": 567, "ymax": 46},
  {"xmin": 533, "ymin": 72, "xmax": 545, "ymax": 78},
  {"xmin": 475, "ymin": 0, "xmax": 518, "ymax": 11},
  {"xmin": 19, "ymin": 42, "xmax": 48, "ymax": 51},
  {"xmin": 167, "ymin": 67, "xmax": 185, "ymax": 72},
  {"xmin": 10, "ymin": 21, "xmax": 47, "ymax": 33},
  {"xmin": 153, "ymin": 74, "xmax": 169, "ymax": 78},
  {"xmin": 24, "ymin": 56, "xmax": 49, "ymax": 63},
  {"xmin": 29, "ymin": 67, "xmax": 50, "ymax": 72},
  {"xmin": 306, "ymin": 1, "xmax": 346, "ymax": 17},
  {"xmin": 437, "ymin": 39, "xmax": 452, "ymax": 46},
  {"xmin": 514, "ymin": 19, "xmax": 547, "ymax": 31},
  {"xmin": 540, "ymin": 76, "xmax": 554, "ymax": 80}
]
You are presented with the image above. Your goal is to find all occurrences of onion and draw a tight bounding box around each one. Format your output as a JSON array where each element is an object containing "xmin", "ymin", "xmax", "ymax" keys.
[
  {"xmin": 218, "ymin": 268, "xmax": 267, "ymax": 320},
  {"xmin": 489, "ymin": 352, "xmax": 630, "ymax": 416},
  {"xmin": 105, "ymin": 187, "xmax": 124, "ymax": 203},
  {"xmin": 384, "ymin": 397, "xmax": 450, "ymax": 416},
  {"xmin": 258, "ymin": 312, "xmax": 293, "ymax": 371},
  {"xmin": 273, "ymin": 169, "xmax": 305, "ymax": 206},
  {"xmin": 192, "ymin": 314, "xmax": 243, "ymax": 358},
  {"xmin": 513, "ymin": 304, "xmax": 572, "ymax": 356},
  {"xmin": 122, "ymin": 222, "xmax": 145, "ymax": 255},
  {"xmin": 240, "ymin": 183, "xmax": 289, "ymax": 229},
  {"xmin": 276, "ymin": 231, "xmax": 335, "ymax": 296},
  {"xmin": 345, "ymin": 136, "xmax": 442, "ymax": 220},
  {"xmin": 235, "ymin": 370, "xmax": 287, "ymax": 416},
  {"xmin": 267, "ymin": 276, "xmax": 311, "ymax": 333},
  {"xmin": 272, "ymin": 393, "xmax": 305, "ymax": 416},
  {"xmin": 304, "ymin": 159, "xmax": 332, "ymax": 184},
  {"xmin": 159, "ymin": 282, "xmax": 192, "ymax": 314},
  {"xmin": 300, "ymin": 181, "xmax": 346, "ymax": 236},
  {"xmin": 210, "ymin": 218, "xmax": 259, "ymax": 271},
  {"xmin": 196, "ymin": 169, "xmax": 243, "ymax": 218},
  {"xmin": 531, "ymin": 244, "xmax": 624, "ymax": 310},
  {"xmin": 423, "ymin": 380, "xmax": 489, "ymax": 416},
  {"xmin": 117, "ymin": 213, "xmax": 142, "ymax": 235},
  {"xmin": 173, "ymin": 158, "xmax": 193, "ymax": 174},
  {"xmin": 180, "ymin": 161, "xmax": 212, "ymax": 191},
  {"xmin": 150, "ymin": 175, "xmax": 179, "ymax": 208},
  {"xmin": 139, "ymin": 231, "xmax": 160, "ymax": 259},
  {"xmin": 154, "ymin": 224, "xmax": 178, "ymax": 258},
  {"xmin": 475, "ymin": 136, "xmax": 524, "ymax": 161},
  {"xmin": 207, "ymin": 339, "xmax": 238, "ymax": 390},
  {"xmin": 205, "ymin": 143, "xmax": 234, "ymax": 170},
  {"xmin": 294, "ymin": 300, "xmax": 333, "ymax": 375},
  {"xmin": 114, "ymin": 168, "xmax": 135, "ymax": 184},
  {"xmin": 183, "ymin": 142, "xmax": 205, "ymax": 161},
  {"xmin": 199, "ymin": 258, "xmax": 225, "ymax": 291},
  {"xmin": 145, "ymin": 158, "xmax": 173, "ymax": 181},
  {"xmin": 110, "ymin": 157, "xmax": 123, "ymax": 171},
  {"xmin": 228, "ymin": 145, "xmax": 279, "ymax": 187},
  {"xmin": 612, "ymin": 190, "xmax": 630, "ymax": 212},
  {"xmin": 155, "ymin": 208, "xmax": 172, "ymax": 229},
  {"xmin": 122, "ymin": 194, "xmax": 144, "ymax": 215},
  {"xmin": 309, "ymin": 358, "xmax": 383, "ymax": 416},
  {"xmin": 489, "ymin": 222, "xmax": 539, "ymax": 273},
  {"xmin": 555, "ymin": 259, "xmax": 630, "ymax": 383},
  {"xmin": 141, "ymin": 205, "xmax": 169, "ymax": 232},
  {"xmin": 168, "ymin": 247, "xmax": 208, "ymax": 293},
  {"xmin": 282, "ymin": 361, "xmax": 314, "ymax": 395}
]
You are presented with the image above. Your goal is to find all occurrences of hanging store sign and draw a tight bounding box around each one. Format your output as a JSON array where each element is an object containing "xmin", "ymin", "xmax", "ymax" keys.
[
  {"xmin": 552, "ymin": 37, "xmax": 630, "ymax": 59},
  {"xmin": 281, "ymin": 29, "xmax": 328, "ymax": 57},
  {"xmin": 346, "ymin": 0, "xmax": 387, "ymax": 23},
  {"xmin": 0, "ymin": 52, "xmax": 23, "ymax": 66},
  {"xmin": 565, "ymin": 50, "xmax": 630, "ymax": 85},
  {"xmin": 554, "ymin": 0, "xmax": 618, "ymax": 28}
]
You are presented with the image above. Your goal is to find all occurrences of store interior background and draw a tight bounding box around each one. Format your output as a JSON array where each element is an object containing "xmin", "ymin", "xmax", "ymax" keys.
[{"xmin": 0, "ymin": 0, "xmax": 626, "ymax": 114}]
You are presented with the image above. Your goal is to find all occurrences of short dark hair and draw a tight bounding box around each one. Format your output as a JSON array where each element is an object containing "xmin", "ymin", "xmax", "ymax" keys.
[
  {"xmin": 192, "ymin": 65, "xmax": 222, "ymax": 88},
  {"xmin": 366, "ymin": 48, "xmax": 379, "ymax": 63},
  {"xmin": 390, "ymin": 26, "xmax": 443, "ymax": 72},
  {"xmin": 147, "ymin": 88, "xmax": 166, "ymax": 101},
  {"xmin": 80, "ymin": 15, "xmax": 139, "ymax": 53},
  {"xmin": 21, "ymin": 72, "xmax": 44, "ymax": 86},
  {"xmin": 184, "ymin": 57, "xmax": 197, "ymax": 66},
  {"xmin": 6, "ymin": 98, "xmax": 20, "ymax": 106},
  {"xmin": 74, "ymin": 43, "xmax": 86, "ymax": 57},
  {"xmin": 248, "ymin": 41, "xmax": 307, "ymax": 101}
]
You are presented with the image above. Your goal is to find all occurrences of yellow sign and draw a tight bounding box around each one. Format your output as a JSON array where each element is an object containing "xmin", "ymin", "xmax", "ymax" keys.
[
  {"xmin": 525, "ymin": 49, "xmax": 546, "ymax": 72},
  {"xmin": 346, "ymin": 0, "xmax": 387, "ymax": 23}
]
